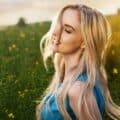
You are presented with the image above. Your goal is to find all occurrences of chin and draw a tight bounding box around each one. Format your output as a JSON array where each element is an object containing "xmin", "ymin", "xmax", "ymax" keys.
[
  {"xmin": 52, "ymin": 46, "xmax": 59, "ymax": 52},
  {"xmin": 53, "ymin": 48, "xmax": 59, "ymax": 53}
]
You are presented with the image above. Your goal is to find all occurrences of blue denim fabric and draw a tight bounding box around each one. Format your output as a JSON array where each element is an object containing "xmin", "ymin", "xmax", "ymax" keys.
[{"xmin": 40, "ymin": 72, "xmax": 105, "ymax": 120}]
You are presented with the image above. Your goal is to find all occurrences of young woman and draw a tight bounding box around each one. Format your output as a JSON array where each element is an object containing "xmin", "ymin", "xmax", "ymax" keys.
[{"xmin": 36, "ymin": 4, "xmax": 120, "ymax": 120}]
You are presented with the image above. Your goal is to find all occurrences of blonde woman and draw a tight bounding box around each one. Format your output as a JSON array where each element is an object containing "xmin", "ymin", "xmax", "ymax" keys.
[{"xmin": 36, "ymin": 4, "xmax": 120, "ymax": 120}]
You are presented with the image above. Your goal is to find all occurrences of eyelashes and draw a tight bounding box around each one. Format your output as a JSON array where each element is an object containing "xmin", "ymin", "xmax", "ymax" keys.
[
  {"xmin": 52, "ymin": 28, "xmax": 72, "ymax": 37},
  {"xmin": 64, "ymin": 29, "xmax": 72, "ymax": 34}
]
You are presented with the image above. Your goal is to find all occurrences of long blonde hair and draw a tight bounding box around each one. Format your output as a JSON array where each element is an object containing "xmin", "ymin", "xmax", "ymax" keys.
[{"xmin": 36, "ymin": 4, "xmax": 120, "ymax": 120}]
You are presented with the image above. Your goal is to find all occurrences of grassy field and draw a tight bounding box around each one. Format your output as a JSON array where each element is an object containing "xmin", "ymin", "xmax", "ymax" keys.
[{"xmin": 0, "ymin": 15, "xmax": 120, "ymax": 120}]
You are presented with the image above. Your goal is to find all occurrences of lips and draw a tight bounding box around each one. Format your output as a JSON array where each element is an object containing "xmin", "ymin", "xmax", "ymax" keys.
[
  {"xmin": 52, "ymin": 44, "xmax": 59, "ymax": 48},
  {"xmin": 52, "ymin": 43, "xmax": 60, "ymax": 51}
]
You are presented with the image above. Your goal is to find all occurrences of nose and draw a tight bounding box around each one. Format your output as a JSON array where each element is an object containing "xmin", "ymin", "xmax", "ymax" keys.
[{"xmin": 52, "ymin": 33, "xmax": 61, "ymax": 45}]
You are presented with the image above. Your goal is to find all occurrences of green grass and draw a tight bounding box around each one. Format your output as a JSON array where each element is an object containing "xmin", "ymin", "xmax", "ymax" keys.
[
  {"xmin": 0, "ymin": 22, "xmax": 54, "ymax": 120},
  {"xmin": 0, "ymin": 15, "xmax": 120, "ymax": 120}
]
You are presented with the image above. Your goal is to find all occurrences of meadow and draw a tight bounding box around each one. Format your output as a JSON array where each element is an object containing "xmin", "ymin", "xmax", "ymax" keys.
[{"xmin": 0, "ymin": 15, "xmax": 120, "ymax": 120}]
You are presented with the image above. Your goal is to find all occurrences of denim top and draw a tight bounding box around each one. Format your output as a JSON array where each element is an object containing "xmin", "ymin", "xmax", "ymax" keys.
[{"xmin": 40, "ymin": 72, "xmax": 105, "ymax": 120}]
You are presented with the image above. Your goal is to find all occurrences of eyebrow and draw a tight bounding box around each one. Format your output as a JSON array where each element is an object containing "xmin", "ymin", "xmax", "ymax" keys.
[{"xmin": 64, "ymin": 24, "xmax": 76, "ymax": 31}]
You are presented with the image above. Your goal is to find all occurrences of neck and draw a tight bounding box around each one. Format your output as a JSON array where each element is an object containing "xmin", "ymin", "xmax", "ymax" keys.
[{"xmin": 62, "ymin": 49, "xmax": 82, "ymax": 77}]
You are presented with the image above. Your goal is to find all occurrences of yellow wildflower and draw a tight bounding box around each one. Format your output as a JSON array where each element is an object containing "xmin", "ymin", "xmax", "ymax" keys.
[
  {"xmin": 20, "ymin": 93, "xmax": 25, "ymax": 98},
  {"xmin": 113, "ymin": 68, "xmax": 118, "ymax": 74},
  {"xmin": 9, "ymin": 46, "xmax": 12, "ymax": 51},
  {"xmin": 36, "ymin": 61, "xmax": 39, "ymax": 65},
  {"xmin": 111, "ymin": 50, "xmax": 115, "ymax": 55},
  {"xmin": 20, "ymin": 32, "xmax": 25, "ymax": 38},
  {"xmin": 24, "ymin": 89, "xmax": 28, "ymax": 93},
  {"xmin": 33, "ymin": 100, "xmax": 40, "ymax": 104},
  {"xmin": 8, "ymin": 113, "xmax": 15, "ymax": 119},
  {"xmin": 12, "ymin": 44, "xmax": 16, "ymax": 49},
  {"xmin": 18, "ymin": 91, "xmax": 25, "ymax": 97},
  {"xmin": 18, "ymin": 91, "xmax": 21, "ymax": 94}
]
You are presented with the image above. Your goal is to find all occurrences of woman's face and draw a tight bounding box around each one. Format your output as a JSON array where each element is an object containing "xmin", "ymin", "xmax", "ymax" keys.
[{"xmin": 52, "ymin": 8, "xmax": 83, "ymax": 54}]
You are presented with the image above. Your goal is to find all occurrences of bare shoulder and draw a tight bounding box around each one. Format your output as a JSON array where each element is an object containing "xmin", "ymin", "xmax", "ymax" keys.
[
  {"xmin": 67, "ymin": 80, "xmax": 101, "ymax": 120},
  {"xmin": 68, "ymin": 80, "xmax": 86, "ymax": 99},
  {"xmin": 67, "ymin": 80, "xmax": 86, "ymax": 119}
]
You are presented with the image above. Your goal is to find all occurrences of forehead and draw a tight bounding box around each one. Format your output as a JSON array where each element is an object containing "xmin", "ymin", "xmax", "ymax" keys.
[{"xmin": 61, "ymin": 8, "xmax": 80, "ymax": 29}]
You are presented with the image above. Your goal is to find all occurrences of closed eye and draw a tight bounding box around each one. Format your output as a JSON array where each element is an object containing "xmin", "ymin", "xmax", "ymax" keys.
[{"xmin": 64, "ymin": 28, "xmax": 72, "ymax": 34}]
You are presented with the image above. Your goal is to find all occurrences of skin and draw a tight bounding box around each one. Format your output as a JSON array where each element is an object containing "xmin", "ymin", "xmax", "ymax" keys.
[
  {"xmin": 52, "ymin": 8, "xmax": 84, "ymax": 76},
  {"xmin": 52, "ymin": 9, "xmax": 82, "ymax": 54},
  {"xmin": 52, "ymin": 8, "xmax": 100, "ymax": 120},
  {"xmin": 36, "ymin": 9, "xmax": 84, "ymax": 120}
]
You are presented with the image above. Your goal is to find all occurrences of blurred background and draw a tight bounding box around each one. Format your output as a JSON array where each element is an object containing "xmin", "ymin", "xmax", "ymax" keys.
[{"xmin": 0, "ymin": 0, "xmax": 120, "ymax": 120}]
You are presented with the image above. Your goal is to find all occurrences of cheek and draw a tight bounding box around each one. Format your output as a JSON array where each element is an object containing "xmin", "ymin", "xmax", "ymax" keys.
[
  {"xmin": 59, "ymin": 35, "xmax": 81, "ymax": 53},
  {"xmin": 62, "ymin": 33, "xmax": 81, "ymax": 46},
  {"xmin": 59, "ymin": 33, "xmax": 81, "ymax": 53},
  {"xmin": 61, "ymin": 33, "xmax": 75, "ymax": 44}
]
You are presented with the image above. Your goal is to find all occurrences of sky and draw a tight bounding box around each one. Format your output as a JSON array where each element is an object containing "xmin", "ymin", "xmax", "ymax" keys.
[{"xmin": 0, "ymin": 0, "xmax": 120, "ymax": 26}]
